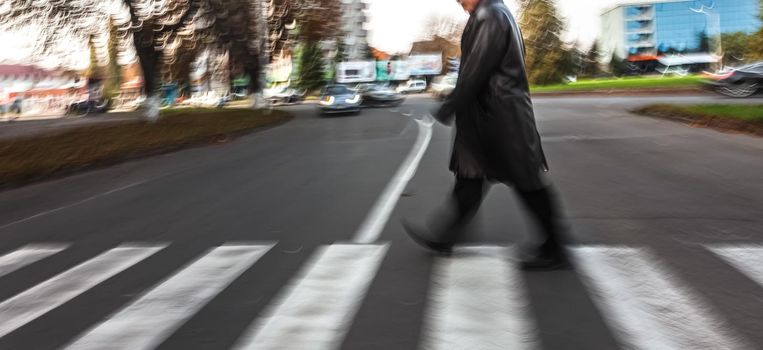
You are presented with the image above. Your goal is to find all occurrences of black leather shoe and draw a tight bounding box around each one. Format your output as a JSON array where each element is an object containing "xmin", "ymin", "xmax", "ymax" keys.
[
  {"xmin": 402, "ymin": 220, "xmax": 453, "ymax": 255},
  {"xmin": 521, "ymin": 253, "xmax": 571, "ymax": 271}
]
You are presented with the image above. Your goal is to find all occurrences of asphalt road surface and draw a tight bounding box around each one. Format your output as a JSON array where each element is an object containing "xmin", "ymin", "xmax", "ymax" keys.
[{"xmin": 0, "ymin": 94, "xmax": 761, "ymax": 350}]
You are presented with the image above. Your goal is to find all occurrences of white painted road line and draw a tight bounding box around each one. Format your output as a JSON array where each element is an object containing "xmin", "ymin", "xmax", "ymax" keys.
[
  {"xmin": 353, "ymin": 115, "xmax": 434, "ymax": 244},
  {"xmin": 0, "ymin": 244, "xmax": 68, "ymax": 278},
  {"xmin": 234, "ymin": 244, "xmax": 389, "ymax": 350},
  {"xmin": 707, "ymin": 245, "xmax": 763, "ymax": 287},
  {"xmin": 65, "ymin": 244, "xmax": 274, "ymax": 350},
  {"xmin": 570, "ymin": 246, "xmax": 753, "ymax": 350},
  {"xmin": 0, "ymin": 244, "xmax": 165, "ymax": 338},
  {"xmin": 420, "ymin": 246, "xmax": 540, "ymax": 350}
]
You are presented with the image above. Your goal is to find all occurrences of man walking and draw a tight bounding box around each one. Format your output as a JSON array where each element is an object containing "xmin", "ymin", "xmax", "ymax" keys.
[{"xmin": 405, "ymin": 0, "xmax": 569, "ymax": 270}]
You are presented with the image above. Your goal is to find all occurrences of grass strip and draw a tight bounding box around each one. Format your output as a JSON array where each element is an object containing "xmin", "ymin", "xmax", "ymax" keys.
[
  {"xmin": 531, "ymin": 75, "xmax": 704, "ymax": 93},
  {"xmin": 633, "ymin": 103, "xmax": 763, "ymax": 136},
  {"xmin": 0, "ymin": 108, "xmax": 292, "ymax": 187}
]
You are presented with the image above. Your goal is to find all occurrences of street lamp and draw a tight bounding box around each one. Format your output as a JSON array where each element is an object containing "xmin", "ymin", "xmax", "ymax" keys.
[{"xmin": 690, "ymin": 1, "xmax": 723, "ymax": 68}]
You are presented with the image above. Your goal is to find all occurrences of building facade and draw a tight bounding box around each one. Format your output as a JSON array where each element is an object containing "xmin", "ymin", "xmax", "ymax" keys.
[
  {"xmin": 410, "ymin": 36, "xmax": 461, "ymax": 72},
  {"xmin": 340, "ymin": 0, "xmax": 370, "ymax": 60},
  {"xmin": 600, "ymin": 0, "xmax": 761, "ymax": 62}
]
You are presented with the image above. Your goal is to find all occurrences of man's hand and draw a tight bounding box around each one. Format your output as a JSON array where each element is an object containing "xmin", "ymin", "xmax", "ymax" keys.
[{"xmin": 432, "ymin": 104, "xmax": 455, "ymax": 126}]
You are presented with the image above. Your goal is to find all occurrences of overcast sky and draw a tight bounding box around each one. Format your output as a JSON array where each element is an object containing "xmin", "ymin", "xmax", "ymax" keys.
[{"xmin": 368, "ymin": 0, "xmax": 624, "ymax": 53}]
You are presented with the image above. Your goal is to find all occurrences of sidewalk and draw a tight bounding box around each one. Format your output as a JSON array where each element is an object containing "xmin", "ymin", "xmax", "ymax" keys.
[{"xmin": 0, "ymin": 111, "xmax": 143, "ymax": 141}]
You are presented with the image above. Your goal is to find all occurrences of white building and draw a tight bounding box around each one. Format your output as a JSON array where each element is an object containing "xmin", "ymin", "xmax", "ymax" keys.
[
  {"xmin": 600, "ymin": 0, "xmax": 762, "ymax": 64},
  {"xmin": 600, "ymin": 6, "xmax": 628, "ymax": 62},
  {"xmin": 340, "ymin": 0, "xmax": 370, "ymax": 60}
]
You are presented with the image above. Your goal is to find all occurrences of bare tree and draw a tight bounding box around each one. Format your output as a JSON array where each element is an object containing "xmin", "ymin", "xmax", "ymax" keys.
[
  {"xmin": 0, "ymin": 0, "xmax": 111, "ymax": 66},
  {"xmin": 292, "ymin": 0, "xmax": 342, "ymax": 43},
  {"xmin": 421, "ymin": 14, "xmax": 466, "ymax": 43},
  {"xmin": 0, "ymin": 0, "xmax": 215, "ymax": 119},
  {"xmin": 0, "ymin": 0, "xmax": 305, "ymax": 113}
]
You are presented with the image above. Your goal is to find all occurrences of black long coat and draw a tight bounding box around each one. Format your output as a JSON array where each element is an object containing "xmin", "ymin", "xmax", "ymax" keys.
[{"xmin": 435, "ymin": 0, "xmax": 548, "ymax": 192}]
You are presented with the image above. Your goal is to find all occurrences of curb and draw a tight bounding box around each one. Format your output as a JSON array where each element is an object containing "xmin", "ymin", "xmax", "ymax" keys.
[
  {"xmin": 632, "ymin": 108, "xmax": 763, "ymax": 137},
  {"xmin": 0, "ymin": 113, "xmax": 294, "ymax": 192},
  {"xmin": 531, "ymin": 87, "xmax": 708, "ymax": 97}
]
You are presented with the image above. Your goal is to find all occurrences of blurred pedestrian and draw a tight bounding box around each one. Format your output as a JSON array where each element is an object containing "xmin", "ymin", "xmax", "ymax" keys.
[
  {"xmin": 9, "ymin": 96, "xmax": 23, "ymax": 121},
  {"xmin": 404, "ymin": 0, "xmax": 570, "ymax": 270}
]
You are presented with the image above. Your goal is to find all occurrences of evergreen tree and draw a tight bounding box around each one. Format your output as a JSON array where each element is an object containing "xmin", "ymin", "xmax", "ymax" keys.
[
  {"xmin": 582, "ymin": 41, "xmax": 601, "ymax": 77},
  {"xmin": 609, "ymin": 53, "xmax": 629, "ymax": 77},
  {"xmin": 518, "ymin": 0, "xmax": 568, "ymax": 85},
  {"xmin": 697, "ymin": 30, "xmax": 711, "ymax": 53},
  {"xmin": 335, "ymin": 40, "xmax": 347, "ymax": 64},
  {"xmin": 559, "ymin": 47, "xmax": 581, "ymax": 78},
  {"xmin": 721, "ymin": 32, "xmax": 752, "ymax": 65},
  {"xmin": 298, "ymin": 41, "xmax": 325, "ymax": 92},
  {"xmin": 327, "ymin": 40, "xmax": 347, "ymax": 81},
  {"xmin": 289, "ymin": 0, "xmax": 342, "ymax": 89}
]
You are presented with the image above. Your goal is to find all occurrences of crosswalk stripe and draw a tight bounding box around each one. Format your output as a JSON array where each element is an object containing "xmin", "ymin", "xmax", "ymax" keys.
[
  {"xmin": 0, "ymin": 244, "xmax": 68, "ymax": 278},
  {"xmin": 64, "ymin": 243, "xmax": 274, "ymax": 350},
  {"xmin": 233, "ymin": 243, "xmax": 389, "ymax": 350},
  {"xmin": 570, "ymin": 246, "xmax": 753, "ymax": 350},
  {"xmin": 420, "ymin": 246, "xmax": 540, "ymax": 350},
  {"xmin": 707, "ymin": 245, "xmax": 763, "ymax": 287},
  {"xmin": 0, "ymin": 244, "xmax": 165, "ymax": 338}
]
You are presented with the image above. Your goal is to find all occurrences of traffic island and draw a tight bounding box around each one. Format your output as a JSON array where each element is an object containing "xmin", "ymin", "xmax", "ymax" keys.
[
  {"xmin": 0, "ymin": 108, "xmax": 293, "ymax": 189},
  {"xmin": 633, "ymin": 104, "xmax": 763, "ymax": 136},
  {"xmin": 530, "ymin": 76, "xmax": 706, "ymax": 96}
]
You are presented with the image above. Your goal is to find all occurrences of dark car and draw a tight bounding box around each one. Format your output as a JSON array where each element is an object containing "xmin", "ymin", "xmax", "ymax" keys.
[
  {"xmin": 317, "ymin": 85, "xmax": 362, "ymax": 115},
  {"xmin": 704, "ymin": 62, "xmax": 763, "ymax": 98},
  {"xmin": 358, "ymin": 84, "xmax": 405, "ymax": 107},
  {"xmin": 65, "ymin": 99, "xmax": 110, "ymax": 117}
]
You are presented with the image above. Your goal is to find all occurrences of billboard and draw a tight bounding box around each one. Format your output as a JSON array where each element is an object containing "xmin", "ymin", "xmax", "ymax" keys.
[
  {"xmin": 336, "ymin": 61, "xmax": 377, "ymax": 83},
  {"xmin": 407, "ymin": 53, "xmax": 443, "ymax": 76},
  {"xmin": 375, "ymin": 60, "xmax": 410, "ymax": 81}
]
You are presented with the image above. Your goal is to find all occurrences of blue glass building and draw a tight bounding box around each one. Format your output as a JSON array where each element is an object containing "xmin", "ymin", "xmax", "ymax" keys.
[{"xmin": 601, "ymin": 0, "xmax": 761, "ymax": 61}]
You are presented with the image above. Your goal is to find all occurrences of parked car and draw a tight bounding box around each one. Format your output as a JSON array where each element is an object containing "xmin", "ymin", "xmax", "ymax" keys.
[
  {"xmin": 358, "ymin": 84, "xmax": 405, "ymax": 107},
  {"xmin": 65, "ymin": 99, "xmax": 110, "ymax": 117},
  {"xmin": 265, "ymin": 88, "xmax": 306, "ymax": 105},
  {"xmin": 182, "ymin": 92, "xmax": 228, "ymax": 108},
  {"xmin": 430, "ymin": 75, "xmax": 457, "ymax": 100},
  {"xmin": 703, "ymin": 62, "xmax": 763, "ymax": 98},
  {"xmin": 317, "ymin": 85, "xmax": 362, "ymax": 115},
  {"xmin": 396, "ymin": 80, "xmax": 427, "ymax": 94}
]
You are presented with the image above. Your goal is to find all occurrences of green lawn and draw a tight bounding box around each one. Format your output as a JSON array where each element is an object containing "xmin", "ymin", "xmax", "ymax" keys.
[
  {"xmin": 531, "ymin": 75, "xmax": 704, "ymax": 93},
  {"xmin": 636, "ymin": 104, "xmax": 763, "ymax": 123}
]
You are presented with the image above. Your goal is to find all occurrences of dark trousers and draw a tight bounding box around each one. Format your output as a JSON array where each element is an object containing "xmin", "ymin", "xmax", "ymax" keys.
[{"xmin": 430, "ymin": 177, "xmax": 567, "ymax": 255}]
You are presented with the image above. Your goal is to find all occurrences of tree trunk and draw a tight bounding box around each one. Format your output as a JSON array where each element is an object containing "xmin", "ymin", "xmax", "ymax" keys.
[
  {"xmin": 135, "ymin": 44, "xmax": 160, "ymax": 121},
  {"xmin": 124, "ymin": 0, "xmax": 160, "ymax": 121}
]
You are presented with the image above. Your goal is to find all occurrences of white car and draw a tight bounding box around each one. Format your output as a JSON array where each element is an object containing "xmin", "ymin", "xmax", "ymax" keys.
[
  {"xmin": 396, "ymin": 80, "xmax": 427, "ymax": 94},
  {"xmin": 430, "ymin": 75, "xmax": 457, "ymax": 100}
]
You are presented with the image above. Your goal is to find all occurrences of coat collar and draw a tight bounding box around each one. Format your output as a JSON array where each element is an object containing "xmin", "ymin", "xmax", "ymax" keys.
[
  {"xmin": 478, "ymin": 0, "xmax": 503, "ymax": 8},
  {"xmin": 473, "ymin": 0, "xmax": 502, "ymax": 14}
]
